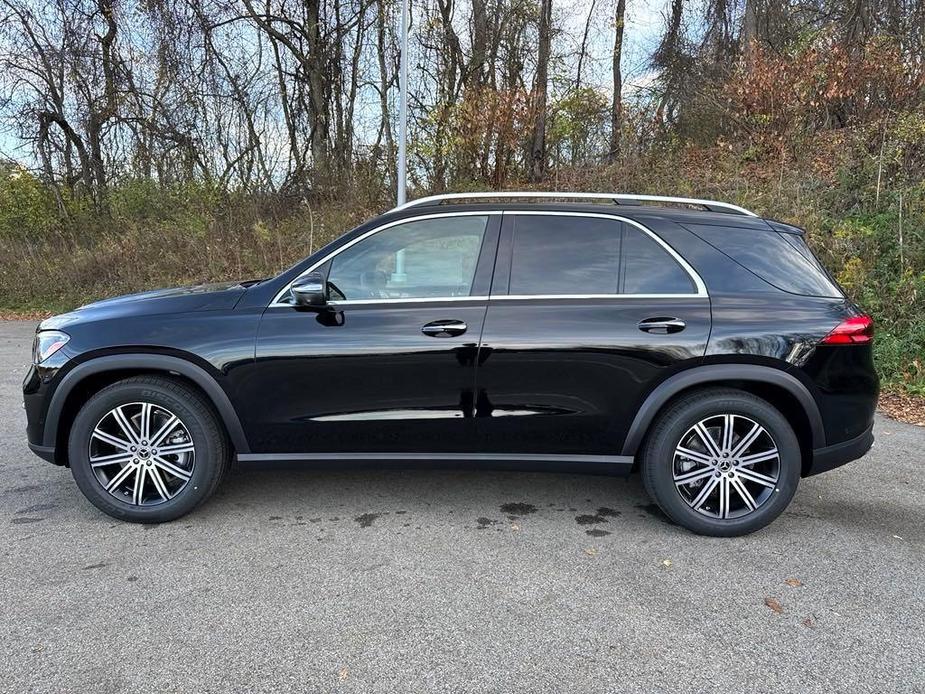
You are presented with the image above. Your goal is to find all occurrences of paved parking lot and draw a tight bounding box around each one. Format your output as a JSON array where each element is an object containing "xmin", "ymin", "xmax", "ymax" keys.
[{"xmin": 0, "ymin": 319, "xmax": 923, "ymax": 693}]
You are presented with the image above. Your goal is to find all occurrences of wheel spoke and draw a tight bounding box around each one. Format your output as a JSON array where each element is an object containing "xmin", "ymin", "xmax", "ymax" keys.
[
  {"xmin": 694, "ymin": 422, "xmax": 722, "ymax": 457},
  {"xmin": 721, "ymin": 414, "xmax": 734, "ymax": 453},
  {"xmin": 152, "ymin": 455, "xmax": 192, "ymax": 481},
  {"xmin": 105, "ymin": 463, "xmax": 136, "ymax": 492},
  {"xmin": 148, "ymin": 465, "xmax": 171, "ymax": 501},
  {"xmin": 730, "ymin": 476, "xmax": 757, "ymax": 511},
  {"xmin": 738, "ymin": 449, "xmax": 779, "ymax": 467},
  {"xmin": 731, "ymin": 422, "xmax": 762, "ymax": 458},
  {"xmin": 91, "ymin": 429, "xmax": 133, "ymax": 451},
  {"xmin": 718, "ymin": 477, "xmax": 730, "ymax": 518},
  {"xmin": 737, "ymin": 467, "xmax": 778, "ymax": 488},
  {"xmin": 139, "ymin": 403, "xmax": 153, "ymax": 442},
  {"xmin": 112, "ymin": 406, "xmax": 140, "ymax": 444},
  {"xmin": 674, "ymin": 467, "xmax": 716, "ymax": 486},
  {"xmin": 675, "ymin": 446, "xmax": 713, "ymax": 465},
  {"xmin": 155, "ymin": 442, "xmax": 195, "ymax": 456},
  {"xmin": 132, "ymin": 465, "xmax": 146, "ymax": 505},
  {"xmin": 690, "ymin": 475, "xmax": 720, "ymax": 510},
  {"xmin": 90, "ymin": 452, "xmax": 134, "ymax": 467},
  {"xmin": 149, "ymin": 415, "xmax": 179, "ymax": 448}
]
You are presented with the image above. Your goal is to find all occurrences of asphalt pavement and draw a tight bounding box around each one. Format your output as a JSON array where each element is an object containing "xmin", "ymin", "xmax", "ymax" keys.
[{"xmin": 0, "ymin": 320, "xmax": 922, "ymax": 693}]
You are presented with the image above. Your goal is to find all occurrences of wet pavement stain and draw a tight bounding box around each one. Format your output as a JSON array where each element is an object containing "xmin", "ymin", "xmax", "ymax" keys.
[
  {"xmin": 11, "ymin": 517, "xmax": 42, "ymax": 524},
  {"xmin": 596, "ymin": 507, "xmax": 621, "ymax": 518},
  {"xmin": 586, "ymin": 529, "xmax": 611, "ymax": 537},
  {"xmin": 575, "ymin": 514, "xmax": 607, "ymax": 525},
  {"xmin": 354, "ymin": 512, "xmax": 382, "ymax": 528},
  {"xmin": 500, "ymin": 502, "xmax": 537, "ymax": 518},
  {"xmin": 476, "ymin": 517, "xmax": 498, "ymax": 529},
  {"xmin": 575, "ymin": 507, "xmax": 621, "ymax": 526}
]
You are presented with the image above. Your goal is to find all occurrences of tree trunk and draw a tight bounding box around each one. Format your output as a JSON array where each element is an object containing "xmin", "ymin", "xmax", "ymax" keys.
[
  {"xmin": 529, "ymin": 0, "xmax": 552, "ymax": 182},
  {"xmin": 609, "ymin": 0, "xmax": 626, "ymax": 161}
]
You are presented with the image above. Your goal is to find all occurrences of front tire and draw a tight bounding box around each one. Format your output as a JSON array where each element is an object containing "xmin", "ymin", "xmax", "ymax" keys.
[
  {"xmin": 68, "ymin": 376, "xmax": 231, "ymax": 523},
  {"xmin": 641, "ymin": 388, "xmax": 800, "ymax": 536}
]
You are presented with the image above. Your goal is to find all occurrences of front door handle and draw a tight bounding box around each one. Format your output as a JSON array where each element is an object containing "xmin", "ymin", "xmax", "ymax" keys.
[
  {"xmin": 422, "ymin": 320, "xmax": 468, "ymax": 337},
  {"xmin": 638, "ymin": 317, "xmax": 686, "ymax": 334}
]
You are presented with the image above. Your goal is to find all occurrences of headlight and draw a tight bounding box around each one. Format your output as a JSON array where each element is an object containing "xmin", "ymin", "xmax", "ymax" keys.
[{"xmin": 33, "ymin": 330, "xmax": 70, "ymax": 364}]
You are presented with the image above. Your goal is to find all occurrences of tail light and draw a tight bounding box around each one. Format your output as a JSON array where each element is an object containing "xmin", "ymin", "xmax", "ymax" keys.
[{"xmin": 820, "ymin": 315, "xmax": 874, "ymax": 345}]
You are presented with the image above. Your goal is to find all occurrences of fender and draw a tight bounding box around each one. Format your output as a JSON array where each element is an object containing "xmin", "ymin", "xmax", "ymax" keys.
[
  {"xmin": 620, "ymin": 364, "xmax": 825, "ymax": 456},
  {"xmin": 43, "ymin": 354, "xmax": 250, "ymax": 453}
]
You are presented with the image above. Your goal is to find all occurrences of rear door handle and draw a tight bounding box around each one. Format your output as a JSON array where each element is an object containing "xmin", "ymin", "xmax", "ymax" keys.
[
  {"xmin": 638, "ymin": 317, "xmax": 686, "ymax": 334},
  {"xmin": 422, "ymin": 320, "xmax": 468, "ymax": 337}
]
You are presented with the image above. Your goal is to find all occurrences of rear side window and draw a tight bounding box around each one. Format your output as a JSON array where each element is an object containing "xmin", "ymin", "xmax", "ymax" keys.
[
  {"xmin": 620, "ymin": 226, "xmax": 697, "ymax": 294},
  {"xmin": 509, "ymin": 216, "xmax": 620, "ymax": 294},
  {"xmin": 685, "ymin": 223, "xmax": 842, "ymax": 297},
  {"xmin": 508, "ymin": 215, "xmax": 695, "ymax": 296}
]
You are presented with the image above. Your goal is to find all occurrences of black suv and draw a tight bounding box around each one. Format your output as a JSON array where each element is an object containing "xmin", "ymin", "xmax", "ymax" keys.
[{"xmin": 23, "ymin": 193, "xmax": 878, "ymax": 535}]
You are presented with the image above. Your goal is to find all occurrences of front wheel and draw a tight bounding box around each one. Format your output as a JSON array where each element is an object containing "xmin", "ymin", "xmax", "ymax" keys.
[
  {"xmin": 68, "ymin": 376, "xmax": 231, "ymax": 523},
  {"xmin": 641, "ymin": 388, "xmax": 801, "ymax": 536}
]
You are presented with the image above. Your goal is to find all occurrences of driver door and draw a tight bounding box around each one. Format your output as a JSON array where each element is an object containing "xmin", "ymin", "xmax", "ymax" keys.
[{"xmin": 243, "ymin": 212, "xmax": 500, "ymax": 455}]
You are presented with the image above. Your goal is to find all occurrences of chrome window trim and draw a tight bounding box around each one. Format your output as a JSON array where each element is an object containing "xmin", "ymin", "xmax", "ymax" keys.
[{"xmin": 268, "ymin": 209, "xmax": 708, "ymax": 307}]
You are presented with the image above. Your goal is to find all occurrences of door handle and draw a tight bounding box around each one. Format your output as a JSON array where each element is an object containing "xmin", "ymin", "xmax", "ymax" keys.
[
  {"xmin": 638, "ymin": 317, "xmax": 686, "ymax": 334},
  {"xmin": 422, "ymin": 320, "xmax": 468, "ymax": 337}
]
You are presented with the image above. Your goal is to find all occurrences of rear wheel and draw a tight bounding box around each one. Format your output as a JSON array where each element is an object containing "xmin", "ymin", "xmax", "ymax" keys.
[
  {"xmin": 68, "ymin": 376, "xmax": 231, "ymax": 523},
  {"xmin": 641, "ymin": 388, "xmax": 800, "ymax": 536}
]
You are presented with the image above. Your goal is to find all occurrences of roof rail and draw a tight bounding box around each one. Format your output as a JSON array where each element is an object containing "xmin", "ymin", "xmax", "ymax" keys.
[{"xmin": 392, "ymin": 192, "xmax": 757, "ymax": 217}]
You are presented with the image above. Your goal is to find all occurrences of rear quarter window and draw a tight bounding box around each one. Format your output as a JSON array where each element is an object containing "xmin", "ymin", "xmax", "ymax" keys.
[{"xmin": 683, "ymin": 223, "xmax": 843, "ymax": 298}]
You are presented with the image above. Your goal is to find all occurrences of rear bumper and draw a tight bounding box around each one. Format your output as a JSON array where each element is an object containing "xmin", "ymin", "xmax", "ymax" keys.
[{"xmin": 806, "ymin": 423, "xmax": 874, "ymax": 477}]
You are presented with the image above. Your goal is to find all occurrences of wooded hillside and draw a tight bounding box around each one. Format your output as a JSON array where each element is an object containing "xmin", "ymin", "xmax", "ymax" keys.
[{"xmin": 0, "ymin": 0, "xmax": 923, "ymax": 391}]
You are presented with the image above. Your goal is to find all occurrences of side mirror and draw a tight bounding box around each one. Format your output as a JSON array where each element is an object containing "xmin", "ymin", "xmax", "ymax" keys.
[{"xmin": 291, "ymin": 272, "xmax": 327, "ymax": 307}]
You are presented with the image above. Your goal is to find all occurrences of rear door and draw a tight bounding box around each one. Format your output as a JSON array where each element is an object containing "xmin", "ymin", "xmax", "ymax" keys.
[{"xmin": 473, "ymin": 211, "xmax": 711, "ymax": 456}]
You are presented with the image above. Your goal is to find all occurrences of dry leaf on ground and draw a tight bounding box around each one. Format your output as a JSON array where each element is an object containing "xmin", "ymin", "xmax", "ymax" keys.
[
  {"xmin": 764, "ymin": 597, "xmax": 784, "ymax": 614},
  {"xmin": 785, "ymin": 578, "xmax": 802, "ymax": 587},
  {"xmin": 585, "ymin": 547, "xmax": 598, "ymax": 556}
]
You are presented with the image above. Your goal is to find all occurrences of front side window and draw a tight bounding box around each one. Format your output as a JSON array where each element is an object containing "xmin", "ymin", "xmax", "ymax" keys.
[
  {"xmin": 507, "ymin": 215, "xmax": 695, "ymax": 296},
  {"xmin": 321, "ymin": 216, "xmax": 488, "ymax": 301}
]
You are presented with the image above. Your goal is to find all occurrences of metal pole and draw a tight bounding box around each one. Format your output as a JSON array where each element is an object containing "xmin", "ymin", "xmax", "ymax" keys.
[{"xmin": 396, "ymin": 0, "xmax": 410, "ymax": 206}]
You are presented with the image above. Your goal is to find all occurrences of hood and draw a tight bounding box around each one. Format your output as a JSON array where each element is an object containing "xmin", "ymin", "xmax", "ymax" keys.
[{"xmin": 40, "ymin": 281, "xmax": 249, "ymax": 331}]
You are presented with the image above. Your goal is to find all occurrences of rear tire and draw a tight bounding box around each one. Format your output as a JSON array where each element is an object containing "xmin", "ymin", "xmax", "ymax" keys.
[
  {"xmin": 68, "ymin": 376, "xmax": 231, "ymax": 523},
  {"xmin": 641, "ymin": 388, "xmax": 800, "ymax": 536}
]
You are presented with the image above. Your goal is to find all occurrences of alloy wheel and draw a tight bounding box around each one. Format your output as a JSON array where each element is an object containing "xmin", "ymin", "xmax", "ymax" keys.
[
  {"xmin": 673, "ymin": 414, "xmax": 780, "ymax": 519},
  {"xmin": 88, "ymin": 402, "xmax": 196, "ymax": 506}
]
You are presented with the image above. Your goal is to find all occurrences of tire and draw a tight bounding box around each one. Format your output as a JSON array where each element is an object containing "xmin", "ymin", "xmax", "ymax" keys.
[
  {"xmin": 641, "ymin": 388, "xmax": 800, "ymax": 537},
  {"xmin": 68, "ymin": 375, "xmax": 231, "ymax": 523}
]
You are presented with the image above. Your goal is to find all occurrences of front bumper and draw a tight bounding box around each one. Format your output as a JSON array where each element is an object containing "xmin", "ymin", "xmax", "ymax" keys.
[
  {"xmin": 23, "ymin": 360, "xmax": 67, "ymax": 466},
  {"xmin": 806, "ymin": 423, "xmax": 874, "ymax": 477}
]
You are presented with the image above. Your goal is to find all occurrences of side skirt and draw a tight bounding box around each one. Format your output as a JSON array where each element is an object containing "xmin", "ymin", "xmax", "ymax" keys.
[{"xmin": 235, "ymin": 452, "xmax": 635, "ymax": 476}]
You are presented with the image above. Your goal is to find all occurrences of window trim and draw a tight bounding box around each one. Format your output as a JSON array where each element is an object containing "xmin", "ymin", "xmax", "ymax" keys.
[
  {"xmin": 269, "ymin": 209, "xmax": 707, "ymax": 307},
  {"xmin": 498, "ymin": 211, "xmax": 707, "ymax": 299}
]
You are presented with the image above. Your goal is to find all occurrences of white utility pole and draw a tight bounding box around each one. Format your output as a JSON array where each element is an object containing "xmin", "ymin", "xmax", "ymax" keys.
[{"xmin": 396, "ymin": 0, "xmax": 410, "ymax": 206}]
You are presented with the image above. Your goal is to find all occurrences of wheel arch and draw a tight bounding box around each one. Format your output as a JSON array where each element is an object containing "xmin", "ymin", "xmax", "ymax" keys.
[
  {"xmin": 46, "ymin": 354, "xmax": 250, "ymax": 464},
  {"xmin": 621, "ymin": 364, "xmax": 825, "ymax": 473}
]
